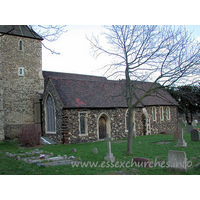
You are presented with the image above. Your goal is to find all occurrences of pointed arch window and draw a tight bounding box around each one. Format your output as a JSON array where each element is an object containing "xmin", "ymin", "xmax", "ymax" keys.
[
  {"xmin": 46, "ymin": 94, "xmax": 56, "ymax": 133},
  {"xmin": 78, "ymin": 112, "xmax": 88, "ymax": 135}
]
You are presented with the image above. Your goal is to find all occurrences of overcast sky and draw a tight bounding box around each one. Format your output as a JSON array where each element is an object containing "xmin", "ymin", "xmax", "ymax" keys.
[{"xmin": 42, "ymin": 25, "xmax": 200, "ymax": 78}]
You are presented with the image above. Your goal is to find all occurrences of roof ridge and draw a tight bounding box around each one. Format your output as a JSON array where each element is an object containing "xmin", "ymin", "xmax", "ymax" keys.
[
  {"xmin": 43, "ymin": 70, "xmax": 106, "ymax": 78},
  {"xmin": 49, "ymin": 76, "xmax": 108, "ymax": 83}
]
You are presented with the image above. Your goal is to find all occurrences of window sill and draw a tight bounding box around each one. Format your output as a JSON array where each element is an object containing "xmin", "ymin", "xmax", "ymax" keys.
[
  {"xmin": 79, "ymin": 134, "xmax": 88, "ymax": 136},
  {"xmin": 46, "ymin": 132, "xmax": 56, "ymax": 134}
]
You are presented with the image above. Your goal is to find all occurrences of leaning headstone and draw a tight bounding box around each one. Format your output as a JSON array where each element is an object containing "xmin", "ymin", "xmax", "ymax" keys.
[
  {"xmin": 71, "ymin": 148, "xmax": 77, "ymax": 152},
  {"xmin": 104, "ymin": 134, "xmax": 115, "ymax": 162},
  {"xmin": 92, "ymin": 148, "xmax": 98, "ymax": 154},
  {"xmin": 187, "ymin": 125, "xmax": 193, "ymax": 133},
  {"xmin": 168, "ymin": 150, "xmax": 187, "ymax": 171},
  {"xmin": 191, "ymin": 129, "xmax": 200, "ymax": 141}
]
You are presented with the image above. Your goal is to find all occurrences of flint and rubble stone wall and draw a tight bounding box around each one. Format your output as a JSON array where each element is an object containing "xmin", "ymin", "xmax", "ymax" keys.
[
  {"xmin": 145, "ymin": 106, "xmax": 178, "ymax": 135},
  {"xmin": 0, "ymin": 34, "xmax": 43, "ymax": 139},
  {"xmin": 42, "ymin": 82, "xmax": 178, "ymax": 144}
]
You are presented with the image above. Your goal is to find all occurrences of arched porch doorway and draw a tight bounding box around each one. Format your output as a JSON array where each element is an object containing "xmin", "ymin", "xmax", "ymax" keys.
[{"xmin": 98, "ymin": 113, "xmax": 110, "ymax": 140}]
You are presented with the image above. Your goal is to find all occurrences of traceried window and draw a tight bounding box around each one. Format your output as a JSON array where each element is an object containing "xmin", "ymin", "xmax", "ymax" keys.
[
  {"xmin": 79, "ymin": 112, "xmax": 88, "ymax": 135},
  {"xmin": 166, "ymin": 106, "xmax": 171, "ymax": 120},
  {"xmin": 46, "ymin": 94, "xmax": 56, "ymax": 133},
  {"xmin": 152, "ymin": 107, "xmax": 157, "ymax": 121}
]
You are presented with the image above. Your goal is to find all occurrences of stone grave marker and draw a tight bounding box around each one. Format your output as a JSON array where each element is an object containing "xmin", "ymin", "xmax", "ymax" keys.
[
  {"xmin": 133, "ymin": 157, "xmax": 151, "ymax": 168},
  {"xmin": 168, "ymin": 150, "xmax": 187, "ymax": 171},
  {"xmin": 174, "ymin": 120, "xmax": 185, "ymax": 140},
  {"xmin": 178, "ymin": 120, "xmax": 185, "ymax": 130},
  {"xmin": 191, "ymin": 129, "xmax": 200, "ymax": 141},
  {"xmin": 104, "ymin": 134, "xmax": 115, "ymax": 162},
  {"xmin": 175, "ymin": 129, "xmax": 187, "ymax": 147},
  {"xmin": 16, "ymin": 156, "xmax": 21, "ymax": 160},
  {"xmin": 187, "ymin": 125, "xmax": 193, "ymax": 134},
  {"xmin": 71, "ymin": 148, "xmax": 77, "ymax": 152},
  {"xmin": 50, "ymin": 152, "xmax": 54, "ymax": 156},
  {"xmin": 174, "ymin": 130, "xmax": 179, "ymax": 140},
  {"xmin": 175, "ymin": 120, "xmax": 187, "ymax": 147},
  {"xmin": 192, "ymin": 120, "xmax": 197, "ymax": 127},
  {"xmin": 92, "ymin": 148, "xmax": 98, "ymax": 154}
]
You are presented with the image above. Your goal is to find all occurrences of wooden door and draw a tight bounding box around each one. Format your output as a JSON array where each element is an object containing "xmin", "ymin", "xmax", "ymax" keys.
[{"xmin": 99, "ymin": 116, "xmax": 106, "ymax": 139}]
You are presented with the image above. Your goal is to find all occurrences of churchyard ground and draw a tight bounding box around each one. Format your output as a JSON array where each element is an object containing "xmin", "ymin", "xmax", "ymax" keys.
[{"xmin": 0, "ymin": 123, "xmax": 200, "ymax": 175}]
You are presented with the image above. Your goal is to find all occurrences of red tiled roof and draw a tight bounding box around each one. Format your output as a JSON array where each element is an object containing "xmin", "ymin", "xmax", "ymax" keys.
[{"xmin": 43, "ymin": 71, "xmax": 178, "ymax": 108}]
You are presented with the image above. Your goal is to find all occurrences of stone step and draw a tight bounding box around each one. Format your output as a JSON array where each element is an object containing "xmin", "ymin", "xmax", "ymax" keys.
[{"xmin": 40, "ymin": 137, "xmax": 57, "ymax": 145}]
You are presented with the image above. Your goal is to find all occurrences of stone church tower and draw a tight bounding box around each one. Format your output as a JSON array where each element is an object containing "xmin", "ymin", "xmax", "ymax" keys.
[{"xmin": 0, "ymin": 25, "xmax": 44, "ymax": 140}]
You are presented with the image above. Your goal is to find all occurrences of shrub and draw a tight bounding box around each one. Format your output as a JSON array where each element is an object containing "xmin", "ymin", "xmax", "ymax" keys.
[{"xmin": 19, "ymin": 124, "xmax": 41, "ymax": 147}]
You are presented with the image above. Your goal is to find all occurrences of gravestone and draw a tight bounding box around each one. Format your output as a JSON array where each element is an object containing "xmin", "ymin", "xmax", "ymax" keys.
[
  {"xmin": 168, "ymin": 150, "xmax": 187, "ymax": 171},
  {"xmin": 133, "ymin": 157, "xmax": 151, "ymax": 168},
  {"xmin": 104, "ymin": 134, "xmax": 115, "ymax": 162},
  {"xmin": 71, "ymin": 148, "xmax": 77, "ymax": 152},
  {"xmin": 175, "ymin": 120, "xmax": 187, "ymax": 147},
  {"xmin": 174, "ymin": 130, "xmax": 179, "ymax": 140},
  {"xmin": 50, "ymin": 152, "xmax": 54, "ymax": 156},
  {"xmin": 174, "ymin": 120, "xmax": 185, "ymax": 140},
  {"xmin": 92, "ymin": 148, "xmax": 98, "ymax": 154},
  {"xmin": 192, "ymin": 120, "xmax": 197, "ymax": 127},
  {"xmin": 175, "ymin": 129, "xmax": 187, "ymax": 147},
  {"xmin": 178, "ymin": 120, "xmax": 185, "ymax": 130},
  {"xmin": 16, "ymin": 156, "xmax": 21, "ymax": 160},
  {"xmin": 187, "ymin": 125, "xmax": 193, "ymax": 133},
  {"xmin": 191, "ymin": 129, "xmax": 200, "ymax": 141}
]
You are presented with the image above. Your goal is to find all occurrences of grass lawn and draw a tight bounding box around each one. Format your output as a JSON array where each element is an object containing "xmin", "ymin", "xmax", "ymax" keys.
[{"xmin": 0, "ymin": 124, "xmax": 200, "ymax": 175}]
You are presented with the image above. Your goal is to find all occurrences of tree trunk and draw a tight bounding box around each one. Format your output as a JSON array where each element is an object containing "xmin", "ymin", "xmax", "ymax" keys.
[
  {"xmin": 127, "ymin": 107, "xmax": 134, "ymax": 154},
  {"xmin": 190, "ymin": 112, "xmax": 193, "ymax": 123},
  {"xmin": 185, "ymin": 112, "xmax": 189, "ymax": 123}
]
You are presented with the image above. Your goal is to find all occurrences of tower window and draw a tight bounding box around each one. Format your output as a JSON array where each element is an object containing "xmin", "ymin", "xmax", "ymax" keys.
[
  {"xmin": 18, "ymin": 67, "xmax": 24, "ymax": 76},
  {"xmin": 19, "ymin": 40, "xmax": 23, "ymax": 51}
]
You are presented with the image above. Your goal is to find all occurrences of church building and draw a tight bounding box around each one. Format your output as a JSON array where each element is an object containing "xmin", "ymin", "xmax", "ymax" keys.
[{"xmin": 0, "ymin": 25, "xmax": 178, "ymax": 143}]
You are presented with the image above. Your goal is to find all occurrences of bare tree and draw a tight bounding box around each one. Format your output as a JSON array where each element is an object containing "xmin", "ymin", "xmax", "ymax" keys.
[
  {"xmin": 88, "ymin": 25, "xmax": 200, "ymax": 154},
  {"xmin": 29, "ymin": 25, "xmax": 67, "ymax": 54}
]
